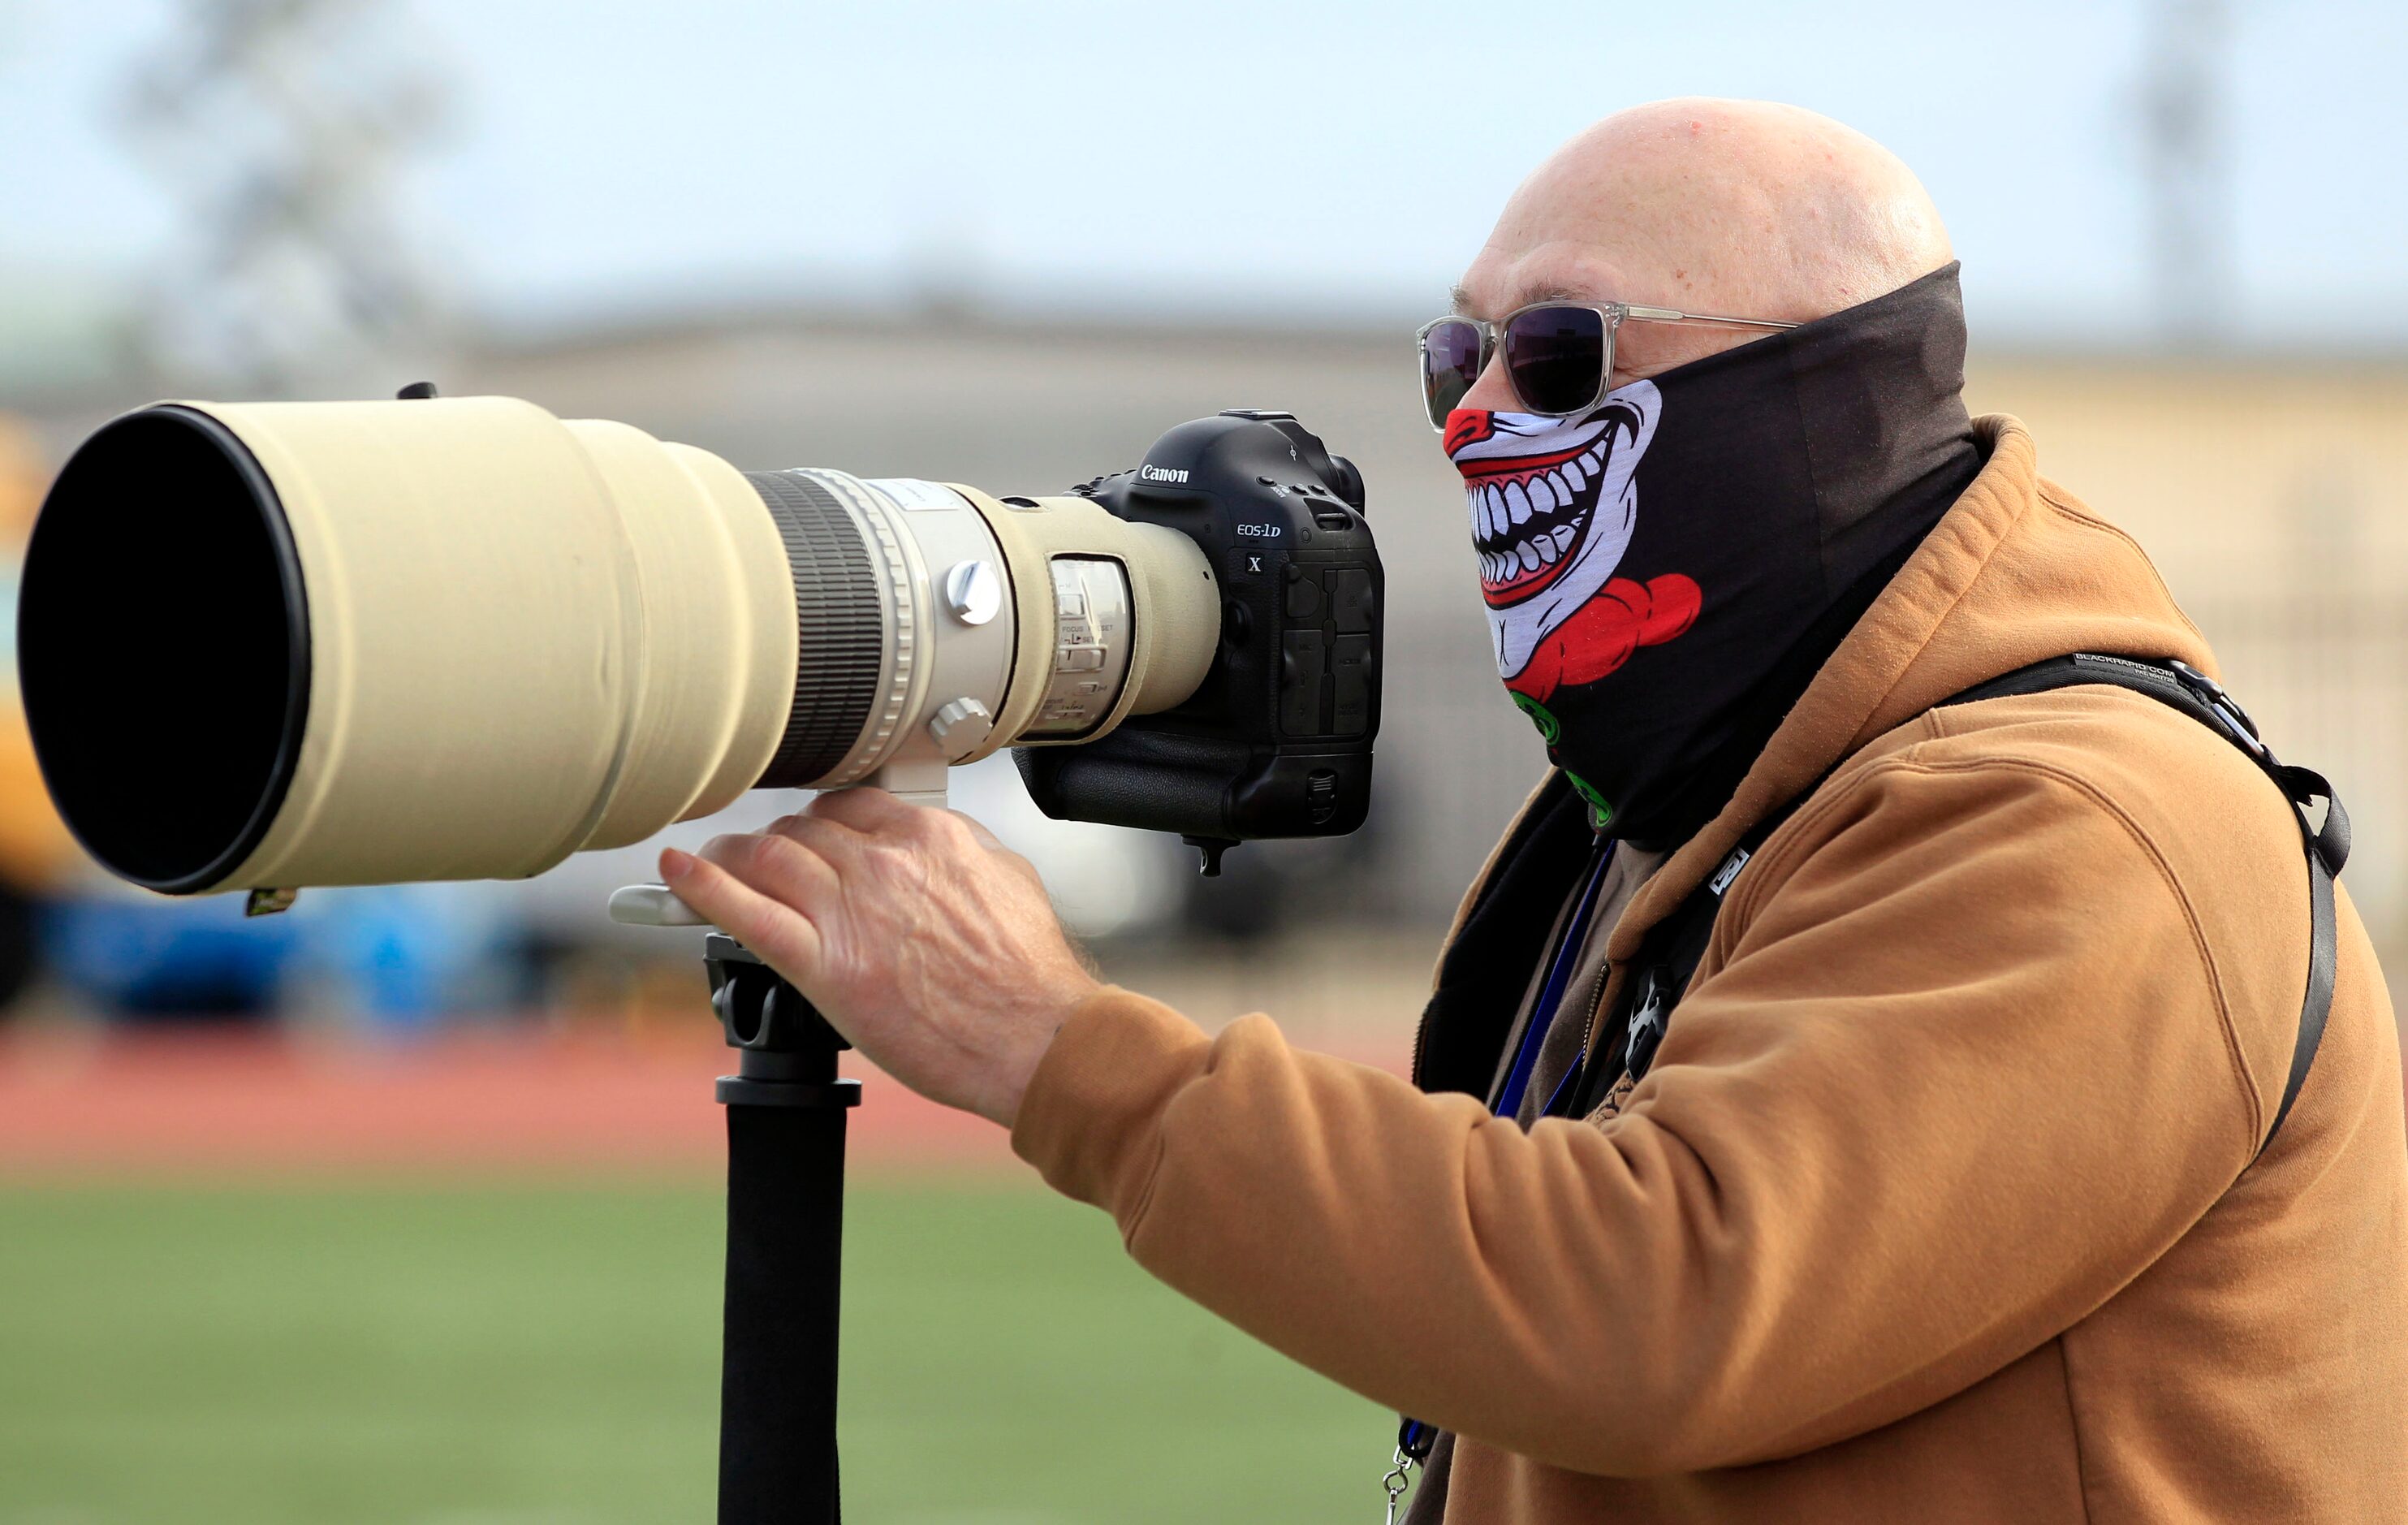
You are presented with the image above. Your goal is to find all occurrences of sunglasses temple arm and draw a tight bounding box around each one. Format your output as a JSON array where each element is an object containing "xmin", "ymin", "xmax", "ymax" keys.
[{"xmin": 1623, "ymin": 305, "xmax": 1797, "ymax": 330}]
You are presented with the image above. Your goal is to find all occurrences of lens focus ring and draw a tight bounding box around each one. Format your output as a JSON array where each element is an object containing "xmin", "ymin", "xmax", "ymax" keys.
[{"xmin": 746, "ymin": 472, "xmax": 885, "ymax": 788}]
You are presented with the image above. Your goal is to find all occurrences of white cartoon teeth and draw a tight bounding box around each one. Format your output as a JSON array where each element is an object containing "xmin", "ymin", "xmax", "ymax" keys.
[
  {"xmin": 1469, "ymin": 460, "xmax": 1596, "ymax": 587},
  {"xmin": 1461, "ymin": 401, "xmax": 1652, "ymax": 592}
]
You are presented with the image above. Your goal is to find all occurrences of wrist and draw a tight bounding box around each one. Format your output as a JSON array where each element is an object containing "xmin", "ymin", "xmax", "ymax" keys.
[{"xmin": 979, "ymin": 970, "xmax": 1100, "ymax": 1129}]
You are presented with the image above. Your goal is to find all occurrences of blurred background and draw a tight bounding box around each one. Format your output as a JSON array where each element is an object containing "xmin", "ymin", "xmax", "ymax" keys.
[{"xmin": 0, "ymin": 1, "xmax": 2402, "ymax": 1521}]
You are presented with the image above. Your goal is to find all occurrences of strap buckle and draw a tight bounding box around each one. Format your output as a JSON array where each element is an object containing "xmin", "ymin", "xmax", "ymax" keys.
[
  {"xmin": 1625, "ymin": 970, "xmax": 1670, "ymax": 1079},
  {"xmin": 1383, "ymin": 1419, "xmax": 1435, "ymax": 1523},
  {"xmin": 2167, "ymin": 659, "xmax": 2269, "ymax": 760},
  {"xmin": 1381, "ymin": 1447, "xmax": 1417, "ymax": 1523}
]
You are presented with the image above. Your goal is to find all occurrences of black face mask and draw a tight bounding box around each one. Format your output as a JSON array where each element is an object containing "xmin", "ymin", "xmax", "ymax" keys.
[{"xmin": 1444, "ymin": 262, "xmax": 1983, "ymax": 848}]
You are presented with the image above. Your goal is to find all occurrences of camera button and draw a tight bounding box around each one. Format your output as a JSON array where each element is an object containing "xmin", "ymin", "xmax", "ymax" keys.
[
  {"xmin": 1280, "ymin": 630, "xmax": 1327, "ymax": 737},
  {"xmin": 1330, "ymin": 634, "xmax": 1373, "ymax": 737},
  {"xmin": 1329, "ymin": 568, "xmax": 1375, "ymax": 634},
  {"xmin": 1283, "ymin": 565, "xmax": 1322, "ymax": 620},
  {"xmin": 1306, "ymin": 768, "xmax": 1340, "ymax": 826}
]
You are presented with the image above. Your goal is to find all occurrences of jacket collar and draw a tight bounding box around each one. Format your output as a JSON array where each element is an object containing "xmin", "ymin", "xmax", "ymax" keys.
[{"xmin": 1593, "ymin": 412, "xmax": 2212, "ymax": 961}]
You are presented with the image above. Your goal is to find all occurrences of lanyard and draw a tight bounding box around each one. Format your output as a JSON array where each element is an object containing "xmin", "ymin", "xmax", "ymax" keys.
[
  {"xmin": 1492, "ymin": 835, "xmax": 1615, "ymax": 1118},
  {"xmin": 1387, "ymin": 833, "xmax": 1615, "ymax": 1521}
]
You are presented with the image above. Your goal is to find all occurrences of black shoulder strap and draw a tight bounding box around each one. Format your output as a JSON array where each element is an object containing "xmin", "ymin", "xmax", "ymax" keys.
[{"xmin": 1576, "ymin": 654, "xmax": 2345, "ymax": 1156}]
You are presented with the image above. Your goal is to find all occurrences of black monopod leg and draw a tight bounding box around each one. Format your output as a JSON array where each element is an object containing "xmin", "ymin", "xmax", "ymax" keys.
[{"xmin": 705, "ymin": 932, "xmax": 859, "ymax": 1524}]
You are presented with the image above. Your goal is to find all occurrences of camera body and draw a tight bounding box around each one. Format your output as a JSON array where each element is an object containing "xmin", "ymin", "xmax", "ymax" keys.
[{"xmin": 1017, "ymin": 409, "xmax": 1383, "ymax": 862}]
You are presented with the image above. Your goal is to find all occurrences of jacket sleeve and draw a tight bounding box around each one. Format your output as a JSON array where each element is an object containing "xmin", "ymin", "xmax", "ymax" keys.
[{"xmin": 1008, "ymin": 750, "xmax": 2283, "ymax": 1475}]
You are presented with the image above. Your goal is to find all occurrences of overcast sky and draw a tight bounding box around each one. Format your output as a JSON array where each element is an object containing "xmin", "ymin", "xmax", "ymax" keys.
[{"xmin": 2, "ymin": 0, "xmax": 2403, "ymax": 348}]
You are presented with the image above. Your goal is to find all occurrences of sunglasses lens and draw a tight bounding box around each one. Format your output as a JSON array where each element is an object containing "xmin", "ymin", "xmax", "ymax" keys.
[
  {"xmin": 1501, "ymin": 306, "xmax": 1608, "ymax": 416},
  {"xmin": 1420, "ymin": 319, "xmax": 1485, "ymax": 427}
]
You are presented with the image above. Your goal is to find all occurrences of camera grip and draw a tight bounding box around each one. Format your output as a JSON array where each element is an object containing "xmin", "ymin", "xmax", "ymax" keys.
[{"xmin": 1015, "ymin": 732, "xmax": 1370, "ymax": 841}]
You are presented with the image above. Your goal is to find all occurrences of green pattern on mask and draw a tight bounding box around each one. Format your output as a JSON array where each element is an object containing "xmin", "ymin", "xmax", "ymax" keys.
[
  {"xmin": 1565, "ymin": 768, "xmax": 1616, "ymax": 825},
  {"xmin": 1514, "ymin": 692, "xmax": 1616, "ymax": 823},
  {"xmin": 1511, "ymin": 690, "xmax": 1561, "ymax": 745}
]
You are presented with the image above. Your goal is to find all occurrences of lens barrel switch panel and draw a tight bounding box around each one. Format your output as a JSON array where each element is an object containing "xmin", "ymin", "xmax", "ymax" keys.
[
  {"xmin": 1033, "ymin": 556, "xmax": 1134, "ymax": 737},
  {"xmin": 1278, "ymin": 564, "xmax": 1376, "ymax": 738}
]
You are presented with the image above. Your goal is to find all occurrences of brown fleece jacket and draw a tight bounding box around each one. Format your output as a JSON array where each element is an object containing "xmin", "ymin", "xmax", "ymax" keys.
[{"xmin": 1010, "ymin": 417, "xmax": 2408, "ymax": 1523}]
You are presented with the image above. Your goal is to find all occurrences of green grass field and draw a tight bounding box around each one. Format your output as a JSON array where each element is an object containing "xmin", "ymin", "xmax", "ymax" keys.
[{"xmin": 0, "ymin": 1182, "xmax": 1385, "ymax": 1523}]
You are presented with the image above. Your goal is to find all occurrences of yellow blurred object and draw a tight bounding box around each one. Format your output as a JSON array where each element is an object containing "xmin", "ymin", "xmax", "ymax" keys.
[
  {"xmin": 0, "ymin": 413, "xmax": 80, "ymax": 890},
  {"xmin": 0, "ymin": 413, "xmax": 44, "ymax": 541},
  {"xmin": 0, "ymin": 728, "xmax": 76, "ymax": 887}
]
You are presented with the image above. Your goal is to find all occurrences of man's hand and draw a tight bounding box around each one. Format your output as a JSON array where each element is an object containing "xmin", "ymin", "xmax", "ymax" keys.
[{"xmin": 659, "ymin": 788, "xmax": 1100, "ymax": 1129}]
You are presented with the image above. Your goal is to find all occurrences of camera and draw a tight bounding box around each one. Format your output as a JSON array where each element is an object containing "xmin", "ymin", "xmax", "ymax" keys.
[
  {"xmin": 16, "ymin": 394, "xmax": 1382, "ymax": 902},
  {"xmin": 1019, "ymin": 408, "xmax": 1381, "ymax": 871}
]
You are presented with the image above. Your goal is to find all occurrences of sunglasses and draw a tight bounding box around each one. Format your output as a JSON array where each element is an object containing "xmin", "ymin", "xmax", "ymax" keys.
[{"xmin": 1416, "ymin": 300, "xmax": 1797, "ymax": 430}]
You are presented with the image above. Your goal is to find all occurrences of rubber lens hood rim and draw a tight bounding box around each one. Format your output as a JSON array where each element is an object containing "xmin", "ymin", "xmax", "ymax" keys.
[{"xmin": 37, "ymin": 405, "xmax": 316, "ymax": 893}]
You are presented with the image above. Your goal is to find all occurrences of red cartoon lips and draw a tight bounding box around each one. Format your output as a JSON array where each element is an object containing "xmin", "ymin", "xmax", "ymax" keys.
[
  {"xmin": 1504, "ymin": 573, "xmax": 1701, "ymax": 705},
  {"xmin": 1442, "ymin": 408, "xmax": 1499, "ymax": 456}
]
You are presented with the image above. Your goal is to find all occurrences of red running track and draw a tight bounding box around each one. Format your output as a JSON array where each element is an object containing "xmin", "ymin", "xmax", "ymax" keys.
[{"xmin": 0, "ymin": 1026, "xmax": 1021, "ymax": 1179}]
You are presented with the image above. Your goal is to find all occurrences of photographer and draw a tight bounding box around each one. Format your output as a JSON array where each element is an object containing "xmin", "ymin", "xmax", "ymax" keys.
[{"xmin": 662, "ymin": 99, "xmax": 2408, "ymax": 1522}]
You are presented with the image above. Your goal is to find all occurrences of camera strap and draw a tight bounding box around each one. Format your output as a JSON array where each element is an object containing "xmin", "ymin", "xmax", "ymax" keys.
[
  {"xmin": 1566, "ymin": 652, "xmax": 2346, "ymax": 1149},
  {"xmin": 1491, "ymin": 837, "xmax": 1617, "ymax": 1119},
  {"xmin": 1383, "ymin": 654, "xmax": 2348, "ymax": 1519}
]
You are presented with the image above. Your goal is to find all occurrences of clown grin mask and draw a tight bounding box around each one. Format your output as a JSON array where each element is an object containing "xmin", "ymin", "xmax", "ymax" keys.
[{"xmin": 1437, "ymin": 265, "xmax": 1985, "ymax": 844}]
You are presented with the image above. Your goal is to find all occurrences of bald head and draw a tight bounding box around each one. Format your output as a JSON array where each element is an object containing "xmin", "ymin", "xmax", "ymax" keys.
[{"xmin": 1454, "ymin": 99, "xmax": 1953, "ymax": 400}]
